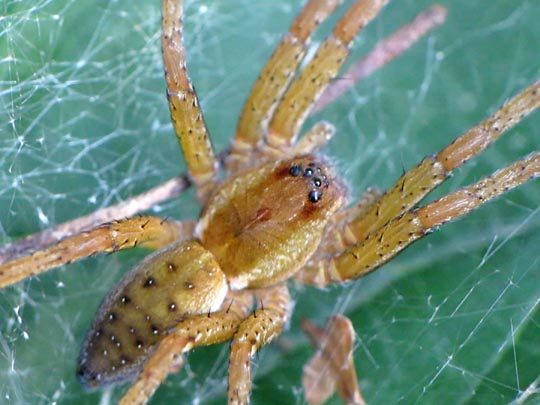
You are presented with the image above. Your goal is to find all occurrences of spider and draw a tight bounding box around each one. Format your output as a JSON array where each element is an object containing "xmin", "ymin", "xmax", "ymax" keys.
[{"xmin": 1, "ymin": 0, "xmax": 540, "ymax": 404}]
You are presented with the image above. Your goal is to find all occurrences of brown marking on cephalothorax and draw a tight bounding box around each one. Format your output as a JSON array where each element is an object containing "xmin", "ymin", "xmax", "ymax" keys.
[
  {"xmin": 199, "ymin": 155, "xmax": 346, "ymax": 289},
  {"xmin": 244, "ymin": 207, "xmax": 272, "ymax": 230}
]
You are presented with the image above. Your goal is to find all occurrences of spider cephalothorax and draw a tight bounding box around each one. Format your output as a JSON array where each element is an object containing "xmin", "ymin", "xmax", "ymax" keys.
[{"xmin": 198, "ymin": 155, "xmax": 347, "ymax": 289}]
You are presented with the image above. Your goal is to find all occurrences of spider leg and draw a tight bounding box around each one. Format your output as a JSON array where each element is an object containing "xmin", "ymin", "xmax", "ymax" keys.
[
  {"xmin": 0, "ymin": 175, "xmax": 191, "ymax": 265},
  {"xmin": 162, "ymin": 0, "xmax": 217, "ymax": 202},
  {"xmin": 338, "ymin": 82, "xmax": 540, "ymax": 247},
  {"xmin": 0, "ymin": 216, "xmax": 193, "ymax": 288},
  {"xmin": 266, "ymin": 0, "xmax": 388, "ymax": 151},
  {"xmin": 312, "ymin": 5, "xmax": 447, "ymax": 113},
  {"xmin": 291, "ymin": 121, "xmax": 336, "ymax": 155},
  {"xmin": 119, "ymin": 290, "xmax": 253, "ymax": 405},
  {"xmin": 295, "ymin": 82, "xmax": 540, "ymax": 280},
  {"xmin": 226, "ymin": 0, "xmax": 341, "ymax": 174},
  {"xmin": 302, "ymin": 315, "xmax": 365, "ymax": 405},
  {"xmin": 298, "ymin": 152, "xmax": 540, "ymax": 286},
  {"xmin": 255, "ymin": 118, "xmax": 338, "ymax": 160},
  {"xmin": 228, "ymin": 284, "xmax": 291, "ymax": 405}
]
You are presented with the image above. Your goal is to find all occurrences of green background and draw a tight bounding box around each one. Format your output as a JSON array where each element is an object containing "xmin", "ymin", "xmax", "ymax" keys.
[{"xmin": 1, "ymin": 0, "xmax": 540, "ymax": 404}]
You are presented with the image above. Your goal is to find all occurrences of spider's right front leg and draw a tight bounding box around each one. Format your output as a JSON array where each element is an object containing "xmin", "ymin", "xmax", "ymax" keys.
[{"xmin": 301, "ymin": 151, "xmax": 540, "ymax": 286}]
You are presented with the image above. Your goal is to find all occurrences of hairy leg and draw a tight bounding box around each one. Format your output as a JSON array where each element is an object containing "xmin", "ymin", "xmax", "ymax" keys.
[
  {"xmin": 228, "ymin": 284, "xmax": 292, "ymax": 405},
  {"xmin": 226, "ymin": 0, "xmax": 341, "ymax": 173},
  {"xmin": 119, "ymin": 290, "xmax": 253, "ymax": 405},
  {"xmin": 0, "ymin": 216, "xmax": 192, "ymax": 288},
  {"xmin": 162, "ymin": 0, "xmax": 217, "ymax": 202},
  {"xmin": 296, "ymin": 82, "xmax": 540, "ymax": 286},
  {"xmin": 300, "ymin": 152, "xmax": 540, "ymax": 286},
  {"xmin": 266, "ymin": 0, "xmax": 389, "ymax": 150}
]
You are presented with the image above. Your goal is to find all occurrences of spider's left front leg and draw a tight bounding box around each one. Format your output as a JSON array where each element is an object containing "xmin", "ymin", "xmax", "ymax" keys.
[{"xmin": 228, "ymin": 284, "xmax": 292, "ymax": 405}]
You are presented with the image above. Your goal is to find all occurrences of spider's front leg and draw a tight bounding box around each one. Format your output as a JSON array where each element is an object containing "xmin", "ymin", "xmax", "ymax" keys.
[
  {"xmin": 162, "ymin": 0, "xmax": 218, "ymax": 203},
  {"xmin": 226, "ymin": 0, "xmax": 341, "ymax": 173},
  {"xmin": 266, "ymin": 0, "xmax": 389, "ymax": 151}
]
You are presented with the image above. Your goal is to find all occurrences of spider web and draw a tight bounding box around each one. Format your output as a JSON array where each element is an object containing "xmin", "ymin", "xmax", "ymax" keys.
[{"xmin": 1, "ymin": 0, "xmax": 540, "ymax": 404}]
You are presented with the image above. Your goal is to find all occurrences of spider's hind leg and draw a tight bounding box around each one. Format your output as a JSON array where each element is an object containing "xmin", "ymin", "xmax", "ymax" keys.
[
  {"xmin": 120, "ymin": 290, "xmax": 254, "ymax": 405},
  {"xmin": 0, "ymin": 216, "xmax": 193, "ymax": 288},
  {"xmin": 228, "ymin": 284, "xmax": 292, "ymax": 404}
]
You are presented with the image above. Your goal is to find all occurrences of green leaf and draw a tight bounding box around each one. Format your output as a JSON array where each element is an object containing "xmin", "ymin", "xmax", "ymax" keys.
[{"xmin": 1, "ymin": 0, "xmax": 539, "ymax": 404}]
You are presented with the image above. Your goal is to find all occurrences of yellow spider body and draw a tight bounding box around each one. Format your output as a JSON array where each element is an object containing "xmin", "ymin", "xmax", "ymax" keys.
[
  {"xmin": 78, "ymin": 155, "xmax": 345, "ymax": 388},
  {"xmin": 1, "ymin": 1, "xmax": 539, "ymax": 404},
  {"xmin": 198, "ymin": 156, "xmax": 346, "ymax": 289}
]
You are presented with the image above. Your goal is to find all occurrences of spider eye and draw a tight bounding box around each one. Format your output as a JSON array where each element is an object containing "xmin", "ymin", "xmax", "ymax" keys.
[
  {"xmin": 308, "ymin": 189, "xmax": 322, "ymax": 203},
  {"xmin": 304, "ymin": 168, "xmax": 314, "ymax": 178},
  {"xmin": 289, "ymin": 165, "xmax": 303, "ymax": 177}
]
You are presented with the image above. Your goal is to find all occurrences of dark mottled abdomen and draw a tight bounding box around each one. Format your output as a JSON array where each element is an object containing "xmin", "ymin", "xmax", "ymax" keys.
[{"xmin": 77, "ymin": 240, "xmax": 227, "ymax": 387}]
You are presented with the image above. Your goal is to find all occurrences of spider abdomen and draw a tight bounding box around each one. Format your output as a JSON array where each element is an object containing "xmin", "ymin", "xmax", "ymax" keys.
[{"xmin": 77, "ymin": 240, "xmax": 227, "ymax": 387}]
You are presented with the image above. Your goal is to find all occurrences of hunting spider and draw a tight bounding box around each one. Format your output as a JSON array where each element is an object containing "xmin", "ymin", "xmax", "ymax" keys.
[{"xmin": 1, "ymin": 0, "xmax": 539, "ymax": 404}]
